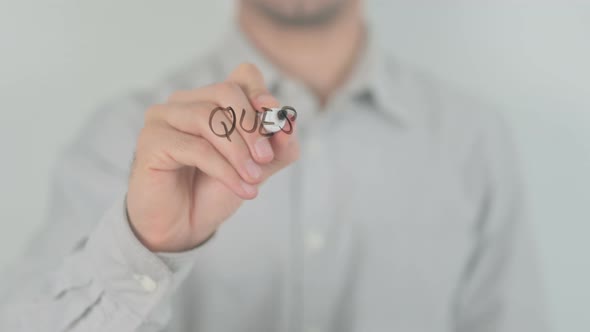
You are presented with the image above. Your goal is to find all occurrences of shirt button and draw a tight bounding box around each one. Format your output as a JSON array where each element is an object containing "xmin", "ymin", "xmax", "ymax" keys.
[
  {"xmin": 305, "ymin": 231, "xmax": 325, "ymax": 253},
  {"xmin": 133, "ymin": 274, "xmax": 158, "ymax": 293}
]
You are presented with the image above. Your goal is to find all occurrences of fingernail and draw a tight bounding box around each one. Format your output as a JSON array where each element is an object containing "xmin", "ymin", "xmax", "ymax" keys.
[
  {"xmin": 240, "ymin": 180, "xmax": 257, "ymax": 195},
  {"xmin": 255, "ymin": 137, "xmax": 274, "ymax": 159},
  {"xmin": 255, "ymin": 93, "xmax": 278, "ymax": 106},
  {"xmin": 245, "ymin": 159, "xmax": 262, "ymax": 179}
]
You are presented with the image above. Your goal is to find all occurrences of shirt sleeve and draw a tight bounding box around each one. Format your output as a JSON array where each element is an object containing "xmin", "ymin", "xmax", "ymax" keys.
[
  {"xmin": 454, "ymin": 109, "xmax": 549, "ymax": 332},
  {"xmin": 0, "ymin": 94, "xmax": 199, "ymax": 331}
]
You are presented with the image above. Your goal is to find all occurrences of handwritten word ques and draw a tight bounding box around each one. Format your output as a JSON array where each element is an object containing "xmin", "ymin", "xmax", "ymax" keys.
[{"xmin": 208, "ymin": 106, "xmax": 297, "ymax": 141}]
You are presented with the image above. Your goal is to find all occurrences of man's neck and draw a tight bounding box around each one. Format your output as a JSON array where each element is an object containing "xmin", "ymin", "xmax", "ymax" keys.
[{"xmin": 238, "ymin": 1, "xmax": 366, "ymax": 106}]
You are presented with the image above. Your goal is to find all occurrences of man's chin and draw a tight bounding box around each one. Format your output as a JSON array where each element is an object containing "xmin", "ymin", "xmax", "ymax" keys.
[{"xmin": 249, "ymin": 0, "xmax": 351, "ymax": 27}]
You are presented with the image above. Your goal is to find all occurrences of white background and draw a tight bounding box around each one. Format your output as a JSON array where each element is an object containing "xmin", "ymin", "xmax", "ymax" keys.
[{"xmin": 0, "ymin": 1, "xmax": 588, "ymax": 331}]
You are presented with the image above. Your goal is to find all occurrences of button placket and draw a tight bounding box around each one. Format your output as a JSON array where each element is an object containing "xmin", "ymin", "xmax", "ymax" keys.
[{"xmin": 299, "ymin": 125, "xmax": 336, "ymax": 331}]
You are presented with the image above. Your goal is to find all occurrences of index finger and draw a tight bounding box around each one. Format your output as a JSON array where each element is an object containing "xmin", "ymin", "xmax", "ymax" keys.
[
  {"xmin": 226, "ymin": 62, "xmax": 279, "ymax": 111},
  {"xmin": 225, "ymin": 63, "xmax": 285, "ymax": 163}
]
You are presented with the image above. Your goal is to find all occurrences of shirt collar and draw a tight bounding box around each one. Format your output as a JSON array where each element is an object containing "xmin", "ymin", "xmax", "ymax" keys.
[
  {"xmin": 339, "ymin": 24, "xmax": 411, "ymax": 125},
  {"xmin": 213, "ymin": 22, "xmax": 412, "ymax": 125}
]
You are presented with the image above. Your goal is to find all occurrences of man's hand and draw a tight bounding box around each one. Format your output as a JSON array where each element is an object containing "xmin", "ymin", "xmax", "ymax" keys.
[{"xmin": 126, "ymin": 63, "xmax": 299, "ymax": 252}]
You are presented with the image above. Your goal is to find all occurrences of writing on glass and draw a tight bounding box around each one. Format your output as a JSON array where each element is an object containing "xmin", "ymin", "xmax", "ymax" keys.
[{"xmin": 208, "ymin": 106, "xmax": 297, "ymax": 141}]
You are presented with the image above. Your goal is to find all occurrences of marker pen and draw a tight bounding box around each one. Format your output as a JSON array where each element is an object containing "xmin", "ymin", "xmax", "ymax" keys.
[{"xmin": 261, "ymin": 106, "xmax": 297, "ymax": 133}]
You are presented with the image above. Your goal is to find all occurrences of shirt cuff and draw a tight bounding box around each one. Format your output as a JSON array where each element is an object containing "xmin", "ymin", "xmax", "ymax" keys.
[
  {"xmin": 155, "ymin": 231, "xmax": 215, "ymax": 274},
  {"xmin": 82, "ymin": 193, "xmax": 201, "ymax": 317}
]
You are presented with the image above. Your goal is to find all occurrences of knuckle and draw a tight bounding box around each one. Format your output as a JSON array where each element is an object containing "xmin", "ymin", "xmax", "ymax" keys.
[
  {"xmin": 191, "ymin": 137, "xmax": 212, "ymax": 157},
  {"xmin": 251, "ymin": 68, "xmax": 264, "ymax": 81},
  {"xmin": 218, "ymin": 81, "xmax": 242, "ymax": 96},
  {"xmin": 184, "ymin": 102, "xmax": 203, "ymax": 114},
  {"xmin": 167, "ymin": 90, "xmax": 190, "ymax": 102},
  {"xmin": 135, "ymin": 127, "xmax": 156, "ymax": 156},
  {"xmin": 141, "ymin": 122, "xmax": 165, "ymax": 141},
  {"xmin": 144, "ymin": 104, "xmax": 166, "ymax": 122},
  {"xmin": 221, "ymin": 158, "xmax": 240, "ymax": 178},
  {"xmin": 185, "ymin": 102, "xmax": 214, "ymax": 125},
  {"xmin": 237, "ymin": 62, "xmax": 260, "ymax": 76},
  {"xmin": 170, "ymin": 133, "xmax": 190, "ymax": 156}
]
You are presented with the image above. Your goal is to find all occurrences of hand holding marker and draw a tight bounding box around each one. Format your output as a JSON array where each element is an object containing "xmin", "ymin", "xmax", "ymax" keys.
[{"xmin": 127, "ymin": 63, "xmax": 300, "ymax": 252}]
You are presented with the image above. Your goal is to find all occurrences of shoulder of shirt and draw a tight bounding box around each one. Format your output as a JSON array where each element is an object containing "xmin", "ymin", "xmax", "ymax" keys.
[
  {"xmin": 380, "ymin": 51, "xmax": 513, "ymax": 153},
  {"xmin": 377, "ymin": 50, "xmax": 519, "ymax": 193}
]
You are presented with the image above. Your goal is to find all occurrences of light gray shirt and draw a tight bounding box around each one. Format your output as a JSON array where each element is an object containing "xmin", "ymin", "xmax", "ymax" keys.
[{"xmin": 0, "ymin": 25, "xmax": 547, "ymax": 332}]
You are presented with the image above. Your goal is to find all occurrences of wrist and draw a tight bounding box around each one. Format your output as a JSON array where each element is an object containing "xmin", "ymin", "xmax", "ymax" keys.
[{"xmin": 125, "ymin": 196, "xmax": 216, "ymax": 252}]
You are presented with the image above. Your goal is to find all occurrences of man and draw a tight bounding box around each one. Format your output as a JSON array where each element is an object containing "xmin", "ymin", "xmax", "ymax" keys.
[{"xmin": 0, "ymin": 0, "xmax": 547, "ymax": 331}]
